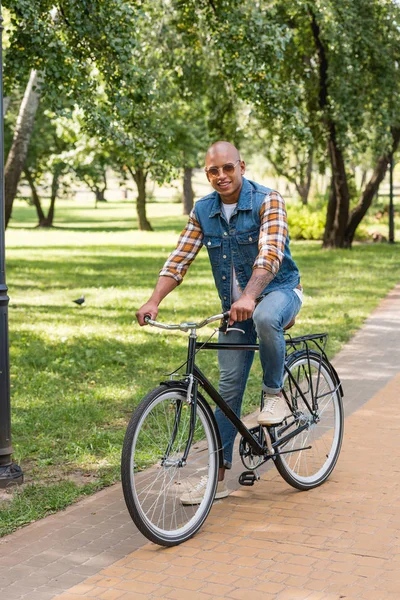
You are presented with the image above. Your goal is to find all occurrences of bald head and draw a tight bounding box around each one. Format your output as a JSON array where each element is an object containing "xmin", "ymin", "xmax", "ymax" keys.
[
  {"xmin": 205, "ymin": 141, "xmax": 240, "ymax": 164},
  {"xmin": 204, "ymin": 141, "xmax": 245, "ymax": 203}
]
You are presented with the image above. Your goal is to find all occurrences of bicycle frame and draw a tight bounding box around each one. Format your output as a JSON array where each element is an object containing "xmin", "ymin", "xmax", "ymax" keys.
[{"xmin": 163, "ymin": 329, "xmax": 338, "ymax": 462}]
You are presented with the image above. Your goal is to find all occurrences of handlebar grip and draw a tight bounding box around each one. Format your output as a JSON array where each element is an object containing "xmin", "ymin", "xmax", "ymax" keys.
[{"xmin": 144, "ymin": 315, "xmax": 151, "ymax": 324}]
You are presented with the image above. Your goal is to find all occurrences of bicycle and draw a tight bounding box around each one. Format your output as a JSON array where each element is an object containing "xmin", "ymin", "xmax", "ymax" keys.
[{"xmin": 121, "ymin": 312, "xmax": 344, "ymax": 546}]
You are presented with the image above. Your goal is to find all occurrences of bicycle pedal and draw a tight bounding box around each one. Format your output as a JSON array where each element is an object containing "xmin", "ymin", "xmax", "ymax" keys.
[{"xmin": 238, "ymin": 471, "xmax": 259, "ymax": 486}]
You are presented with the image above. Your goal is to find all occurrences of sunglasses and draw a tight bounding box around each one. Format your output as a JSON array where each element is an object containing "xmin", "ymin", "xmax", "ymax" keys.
[{"xmin": 204, "ymin": 159, "xmax": 241, "ymax": 179}]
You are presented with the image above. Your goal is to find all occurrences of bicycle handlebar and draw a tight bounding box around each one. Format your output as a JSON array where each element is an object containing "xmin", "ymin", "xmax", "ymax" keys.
[{"xmin": 144, "ymin": 312, "xmax": 230, "ymax": 332}]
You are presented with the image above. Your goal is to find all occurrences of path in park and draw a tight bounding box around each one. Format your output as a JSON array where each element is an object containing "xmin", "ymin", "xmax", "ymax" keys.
[{"xmin": 1, "ymin": 283, "xmax": 400, "ymax": 600}]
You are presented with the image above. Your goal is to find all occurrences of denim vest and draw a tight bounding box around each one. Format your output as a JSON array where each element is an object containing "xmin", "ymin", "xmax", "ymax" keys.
[{"xmin": 193, "ymin": 178, "xmax": 300, "ymax": 312}]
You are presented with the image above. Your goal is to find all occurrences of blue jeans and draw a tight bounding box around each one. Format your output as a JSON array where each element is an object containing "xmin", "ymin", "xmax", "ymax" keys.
[{"xmin": 215, "ymin": 288, "xmax": 302, "ymax": 469}]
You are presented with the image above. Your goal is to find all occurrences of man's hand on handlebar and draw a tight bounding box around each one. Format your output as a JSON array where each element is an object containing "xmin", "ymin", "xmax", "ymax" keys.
[
  {"xmin": 229, "ymin": 294, "xmax": 255, "ymax": 325},
  {"xmin": 136, "ymin": 301, "xmax": 159, "ymax": 326}
]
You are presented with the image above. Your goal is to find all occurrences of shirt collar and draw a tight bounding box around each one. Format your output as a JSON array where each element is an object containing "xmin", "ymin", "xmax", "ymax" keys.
[{"xmin": 209, "ymin": 177, "xmax": 253, "ymax": 218}]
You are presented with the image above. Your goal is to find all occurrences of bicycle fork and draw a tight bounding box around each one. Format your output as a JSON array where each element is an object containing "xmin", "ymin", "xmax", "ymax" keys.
[{"xmin": 161, "ymin": 377, "xmax": 198, "ymax": 468}]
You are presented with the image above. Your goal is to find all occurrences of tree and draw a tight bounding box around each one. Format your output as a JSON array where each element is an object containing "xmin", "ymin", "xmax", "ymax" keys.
[
  {"xmin": 54, "ymin": 110, "xmax": 111, "ymax": 206},
  {"xmin": 3, "ymin": 1, "xmax": 149, "ymax": 225},
  {"xmin": 4, "ymin": 69, "xmax": 41, "ymax": 225},
  {"xmin": 23, "ymin": 106, "xmax": 70, "ymax": 227},
  {"xmin": 248, "ymin": 115, "xmax": 314, "ymax": 205},
  {"xmin": 180, "ymin": 0, "xmax": 400, "ymax": 247}
]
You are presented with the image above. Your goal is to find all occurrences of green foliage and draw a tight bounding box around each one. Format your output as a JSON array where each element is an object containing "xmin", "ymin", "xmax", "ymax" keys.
[{"xmin": 287, "ymin": 204, "xmax": 326, "ymax": 240}]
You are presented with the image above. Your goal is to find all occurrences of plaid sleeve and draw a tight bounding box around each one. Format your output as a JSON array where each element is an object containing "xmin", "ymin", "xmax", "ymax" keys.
[
  {"xmin": 159, "ymin": 208, "xmax": 204, "ymax": 283},
  {"xmin": 253, "ymin": 191, "xmax": 288, "ymax": 274}
]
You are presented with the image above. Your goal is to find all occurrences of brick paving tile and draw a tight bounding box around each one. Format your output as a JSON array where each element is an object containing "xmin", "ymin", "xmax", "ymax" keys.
[
  {"xmin": 161, "ymin": 577, "xmax": 205, "ymax": 591},
  {"xmin": 200, "ymin": 582, "xmax": 237, "ymax": 596},
  {"xmin": 228, "ymin": 576, "xmax": 255, "ymax": 589},
  {"xmin": 195, "ymin": 560, "xmax": 236, "ymax": 574},
  {"xmin": 276, "ymin": 587, "xmax": 313, "ymax": 599},
  {"xmin": 97, "ymin": 591, "xmax": 125, "ymax": 600},
  {"xmin": 228, "ymin": 590, "xmax": 275, "ymax": 600},
  {"xmin": 134, "ymin": 571, "xmax": 170, "ymax": 584},
  {"xmin": 63, "ymin": 585, "xmax": 97, "ymax": 596},
  {"xmin": 164, "ymin": 590, "xmax": 213, "ymax": 600},
  {"xmin": 20, "ymin": 592, "xmax": 58, "ymax": 600},
  {"xmin": 113, "ymin": 593, "xmax": 148, "ymax": 600},
  {"xmin": 116, "ymin": 580, "xmax": 161, "ymax": 594},
  {"xmin": 284, "ymin": 575, "xmax": 310, "ymax": 588},
  {"xmin": 358, "ymin": 590, "xmax": 389, "ymax": 600},
  {"xmin": 303, "ymin": 580, "xmax": 328, "ymax": 592},
  {"xmin": 186, "ymin": 569, "xmax": 212, "ymax": 581},
  {"xmin": 253, "ymin": 580, "xmax": 286, "ymax": 594}
]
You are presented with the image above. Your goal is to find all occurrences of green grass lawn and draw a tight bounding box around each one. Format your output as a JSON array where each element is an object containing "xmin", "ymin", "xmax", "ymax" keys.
[{"xmin": 0, "ymin": 197, "xmax": 399, "ymax": 536}]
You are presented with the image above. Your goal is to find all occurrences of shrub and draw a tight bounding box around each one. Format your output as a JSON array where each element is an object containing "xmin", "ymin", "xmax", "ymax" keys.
[{"xmin": 287, "ymin": 204, "xmax": 326, "ymax": 240}]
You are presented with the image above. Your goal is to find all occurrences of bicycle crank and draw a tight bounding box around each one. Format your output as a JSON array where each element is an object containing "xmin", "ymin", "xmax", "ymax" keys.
[{"xmin": 262, "ymin": 426, "xmax": 275, "ymax": 456}]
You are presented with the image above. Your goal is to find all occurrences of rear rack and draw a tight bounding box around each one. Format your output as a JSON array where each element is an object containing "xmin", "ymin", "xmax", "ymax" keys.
[{"xmin": 285, "ymin": 332, "xmax": 328, "ymax": 356}]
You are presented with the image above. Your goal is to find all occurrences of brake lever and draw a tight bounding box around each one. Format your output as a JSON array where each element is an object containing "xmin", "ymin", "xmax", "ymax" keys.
[
  {"xmin": 219, "ymin": 315, "xmax": 245, "ymax": 335},
  {"xmin": 218, "ymin": 315, "xmax": 230, "ymax": 333}
]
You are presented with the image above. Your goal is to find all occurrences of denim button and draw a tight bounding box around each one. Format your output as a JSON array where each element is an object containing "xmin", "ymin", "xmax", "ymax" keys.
[
  {"xmin": 223, "ymin": 255, "xmax": 227, "ymax": 259},
  {"xmin": 223, "ymin": 231, "xmax": 228, "ymax": 236},
  {"xmin": 249, "ymin": 236, "xmax": 253, "ymax": 241},
  {"xmin": 223, "ymin": 296, "xmax": 227, "ymax": 300},
  {"xmin": 222, "ymin": 275, "xmax": 226, "ymax": 280},
  {"xmin": 207, "ymin": 241, "xmax": 211, "ymax": 246}
]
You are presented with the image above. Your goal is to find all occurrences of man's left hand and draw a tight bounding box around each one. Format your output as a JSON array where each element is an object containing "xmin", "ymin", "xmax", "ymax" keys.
[{"xmin": 229, "ymin": 294, "xmax": 256, "ymax": 325}]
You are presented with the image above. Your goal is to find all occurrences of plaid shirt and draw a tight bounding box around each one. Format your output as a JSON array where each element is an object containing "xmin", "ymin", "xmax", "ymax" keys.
[{"xmin": 160, "ymin": 191, "xmax": 288, "ymax": 284}]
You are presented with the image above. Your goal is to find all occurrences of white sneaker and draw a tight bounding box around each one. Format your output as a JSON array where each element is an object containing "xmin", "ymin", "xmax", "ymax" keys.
[
  {"xmin": 180, "ymin": 477, "xmax": 229, "ymax": 505},
  {"xmin": 257, "ymin": 394, "xmax": 289, "ymax": 426}
]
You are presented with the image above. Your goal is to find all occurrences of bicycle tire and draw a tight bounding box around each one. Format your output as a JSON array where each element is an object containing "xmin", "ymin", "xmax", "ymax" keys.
[
  {"xmin": 273, "ymin": 352, "xmax": 344, "ymax": 491},
  {"xmin": 121, "ymin": 385, "xmax": 219, "ymax": 546}
]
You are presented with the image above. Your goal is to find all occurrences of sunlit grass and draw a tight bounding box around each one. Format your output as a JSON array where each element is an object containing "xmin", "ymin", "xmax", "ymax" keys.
[{"xmin": 1, "ymin": 197, "xmax": 399, "ymax": 536}]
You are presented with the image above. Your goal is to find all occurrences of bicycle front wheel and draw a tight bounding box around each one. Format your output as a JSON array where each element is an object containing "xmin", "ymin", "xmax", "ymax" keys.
[
  {"xmin": 121, "ymin": 385, "xmax": 219, "ymax": 546},
  {"xmin": 274, "ymin": 353, "xmax": 344, "ymax": 490}
]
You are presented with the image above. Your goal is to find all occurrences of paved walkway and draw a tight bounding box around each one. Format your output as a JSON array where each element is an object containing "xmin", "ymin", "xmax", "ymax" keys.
[{"xmin": 1, "ymin": 284, "xmax": 400, "ymax": 600}]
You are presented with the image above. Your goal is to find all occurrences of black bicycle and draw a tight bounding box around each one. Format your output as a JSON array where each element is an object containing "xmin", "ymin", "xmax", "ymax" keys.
[{"xmin": 121, "ymin": 312, "xmax": 344, "ymax": 546}]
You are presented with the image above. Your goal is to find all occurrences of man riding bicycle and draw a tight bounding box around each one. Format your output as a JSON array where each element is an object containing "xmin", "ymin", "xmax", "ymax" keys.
[{"xmin": 136, "ymin": 141, "xmax": 302, "ymax": 503}]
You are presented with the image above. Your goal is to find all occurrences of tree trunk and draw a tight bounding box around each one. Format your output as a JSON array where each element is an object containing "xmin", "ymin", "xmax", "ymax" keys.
[
  {"xmin": 128, "ymin": 166, "xmax": 152, "ymax": 231},
  {"xmin": 95, "ymin": 168, "xmax": 107, "ymax": 204},
  {"xmin": 323, "ymin": 177, "xmax": 337, "ymax": 246},
  {"xmin": 310, "ymin": 11, "xmax": 350, "ymax": 248},
  {"xmin": 182, "ymin": 167, "xmax": 194, "ymax": 214},
  {"xmin": 24, "ymin": 168, "xmax": 46, "ymax": 225},
  {"xmin": 294, "ymin": 150, "xmax": 313, "ymax": 205},
  {"xmin": 5, "ymin": 70, "xmax": 41, "ymax": 227},
  {"xmin": 41, "ymin": 164, "xmax": 62, "ymax": 227},
  {"xmin": 325, "ymin": 132, "xmax": 351, "ymax": 248},
  {"xmin": 344, "ymin": 127, "xmax": 400, "ymax": 246},
  {"xmin": 95, "ymin": 188, "xmax": 106, "ymax": 202}
]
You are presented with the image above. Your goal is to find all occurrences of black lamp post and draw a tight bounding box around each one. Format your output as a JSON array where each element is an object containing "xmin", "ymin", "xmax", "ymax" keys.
[{"xmin": 0, "ymin": 3, "xmax": 23, "ymax": 488}]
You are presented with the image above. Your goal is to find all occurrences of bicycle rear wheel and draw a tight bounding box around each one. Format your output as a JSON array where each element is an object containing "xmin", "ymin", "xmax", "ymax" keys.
[
  {"xmin": 274, "ymin": 352, "xmax": 343, "ymax": 490},
  {"xmin": 121, "ymin": 385, "xmax": 219, "ymax": 546}
]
